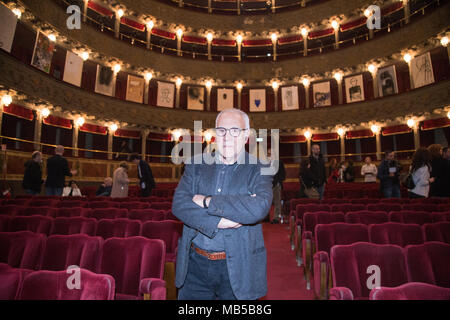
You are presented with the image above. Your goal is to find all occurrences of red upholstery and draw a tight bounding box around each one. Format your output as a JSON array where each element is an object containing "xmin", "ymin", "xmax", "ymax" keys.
[
  {"xmin": 369, "ymin": 222, "xmax": 424, "ymax": 247},
  {"xmin": 164, "ymin": 211, "xmax": 178, "ymax": 221},
  {"xmin": 367, "ymin": 203, "xmax": 402, "ymax": 212},
  {"xmin": 128, "ymin": 209, "xmax": 165, "ymax": 222},
  {"xmin": 96, "ymin": 219, "xmax": 141, "ymax": 239},
  {"xmin": 389, "ymin": 211, "xmax": 433, "ymax": 225},
  {"xmin": 405, "ymin": 242, "xmax": 450, "ymax": 288},
  {"xmin": 140, "ymin": 221, "xmax": 183, "ymax": 262},
  {"xmin": 60, "ymin": 196, "xmax": 86, "ymax": 201},
  {"xmin": 402, "ymin": 204, "xmax": 438, "ymax": 212},
  {"xmin": 88, "ymin": 201, "xmax": 121, "ymax": 209},
  {"xmin": 331, "ymin": 242, "xmax": 408, "ymax": 299},
  {"xmin": 58, "ymin": 201, "xmax": 88, "ymax": 208},
  {"xmin": 331, "ymin": 204, "xmax": 365, "ymax": 213},
  {"xmin": 8, "ymin": 216, "xmax": 53, "ymax": 235},
  {"xmin": 56, "ymin": 207, "xmax": 91, "ymax": 218},
  {"xmin": 0, "ymin": 263, "xmax": 32, "ymax": 300},
  {"xmin": 432, "ymin": 212, "xmax": 450, "ymax": 222},
  {"xmin": 350, "ymin": 199, "xmax": 378, "ymax": 205},
  {"xmin": 380, "ymin": 198, "xmax": 408, "ymax": 204},
  {"xmin": 17, "ymin": 206, "xmax": 58, "ymax": 218},
  {"xmin": 88, "ymin": 208, "xmax": 128, "ymax": 220},
  {"xmin": 321, "ymin": 199, "xmax": 347, "ymax": 205},
  {"xmin": 40, "ymin": 234, "xmax": 103, "ymax": 272},
  {"xmin": 370, "ymin": 282, "xmax": 450, "ymax": 300},
  {"xmin": 437, "ymin": 204, "xmax": 450, "ymax": 212},
  {"xmin": 100, "ymin": 237, "xmax": 166, "ymax": 299},
  {"xmin": 0, "ymin": 205, "xmax": 25, "ymax": 216},
  {"xmin": 150, "ymin": 202, "xmax": 172, "ymax": 211},
  {"xmin": 18, "ymin": 269, "xmax": 115, "ymax": 300},
  {"xmin": 3, "ymin": 199, "xmax": 30, "ymax": 206},
  {"xmin": 50, "ymin": 217, "xmax": 97, "ymax": 236},
  {"xmin": 345, "ymin": 211, "xmax": 388, "ymax": 225},
  {"xmin": 0, "ymin": 231, "xmax": 45, "ymax": 269},
  {"xmin": 28, "ymin": 199, "xmax": 59, "ymax": 207},
  {"xmin": 313, "ymin": 223, "xmax": 369, "ymax": 299},
  {"xmin": 119, "ymin": 202, "xmax": 150, "ymax": 210},
  {"xmin": 423, "ymin": 222, "xmax": 450, "ymax": 243},
  {"xmin": 0, "ymin": 216, "xmax": 10, "ymax": 232}
]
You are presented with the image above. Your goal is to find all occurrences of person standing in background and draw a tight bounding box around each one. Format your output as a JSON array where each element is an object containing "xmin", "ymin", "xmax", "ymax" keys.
[
  {"xmin": 22, "ymin": 151, "xmax": 43, "ymax": 195},
  {"xmin": 45, "ymin": 145, "xmax": 77, "ymax": 196},
  {"xmin": 111, "ymin": 162, "xmax": 130, "ymax": 198},
  {"xmin": 267, "ymin": 148, "xmax": 286, "ymax": 223},
  {"xmin": 442, "ymin": 146, "xmax": 450, "ymax": 197},
  {"xmin": 130, "ymin": 153, "xmax": 156, "ymax": 197},
  {"xmin": 309, "ymin": 144, "xmax": 326, "ymax": 200},
  {"xmin": 361, "ymin": 156, "xmax": 378, "ymax": 183},
  {"xmin": 428, "ymin": 144, "xmax": 446, "ymax": 197},
  {"xmin": 115, "ymin": 140, "xmax": 132, "ymax": 161},
  {"xmin": 344, "ymin": 160, "xmax": 355, "ymax": 182},
  {"xmin": 377, "ymin": 150, "xmax": 401, "ymax": 198},
  {"xmin": 408, "ymin": 148, "xmax": 432, "ymax": 198}
]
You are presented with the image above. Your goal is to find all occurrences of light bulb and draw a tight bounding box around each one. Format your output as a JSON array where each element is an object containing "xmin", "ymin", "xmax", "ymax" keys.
[
  {"xmin": 407, "ymin": 118, "xmax": 416, "ymax": 128},
  {"xmin": 206, "ymin": 33, "xmax": 213, "ymax": 42},
  {"xmin": 236, "ymin": 83, "xmax": 243, "ymax": 90},
  {"xmin": 176, "ymin": 78, "xmax": 182, "ymax": 87},
  {"xmin": 41, "ymin": 108, "xmax": 50, "ymax": 118},
  {"xmin": 109, "ymin": 123, "xmax": 118, "ymax": 132},
  {"xmin": 81, "ymin": 51, "xmax": 89, "ymax": 61},
  {"xmin": 48, "ymin": 34, "xmax": 56, "ymax": 42},
  {"xmin": 302, "ymin": 78, "xmax": 310, "ymax": 87},
  {"xmin": 12, "ymin": 8, "xmax": 21, "ymax": 19},
  {"xmin": 304, "ymin": 130, "xmax": 312, "ymax": 140},
  {"xmin": 1, "ymin": 95, "xmax": 13, "ymax": 106},
  {"xmin": 76, "ymin": 117, "xmax": 85, "ymax": 127},
  {"xmin": 403, "ymin": 53, "xmax": 412, "ymax": 63}
]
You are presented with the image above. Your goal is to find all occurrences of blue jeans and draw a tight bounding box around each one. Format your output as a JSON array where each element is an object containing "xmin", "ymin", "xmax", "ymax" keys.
[
  {"xmin": 178, "ymin": 246, "xmax": 237, "ymax": 300},
  {"xmin": 25, "ymin": 189, "xmax": 39, "ymax": 196},
  {"xmin": 45, "ymin": 187, "xmax": 63, "ymax": 196},
  {"xmin": 383, "ymin": 185, "xmax": 401, "ymax": 198},
  {"xmin": 316, "ymin": 185, "xmax": 325, "ymax": 200}
]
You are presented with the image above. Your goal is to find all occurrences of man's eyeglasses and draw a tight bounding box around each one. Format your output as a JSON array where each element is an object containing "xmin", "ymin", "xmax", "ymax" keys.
[{"xmin": 215, "ymin": 127, "xmax": 248, "ymax": 137}]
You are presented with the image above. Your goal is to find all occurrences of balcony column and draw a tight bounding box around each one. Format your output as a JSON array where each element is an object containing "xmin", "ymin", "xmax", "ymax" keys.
[
  {"xmin": 141, "ymin": 129, "xmax": 149, "ymax": 161},
  {"xmin": 83, "ymin": 0, "xmax": 88, "ymax": 23},
  {"xmin": 107, "ymin": 129, "xmax": 113, "ymax": 160},
  {"xmin": 34, "ymin": 112, "xmax": 43, "ymax": 151},
  {"xmin": 72, "ymin": 125, "xmax": 79, "ymax": 157}
]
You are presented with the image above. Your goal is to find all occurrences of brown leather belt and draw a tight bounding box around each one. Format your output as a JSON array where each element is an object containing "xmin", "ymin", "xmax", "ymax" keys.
[{"xmin": 191, "ymin": 243, "xmax": 226, "ymax": 260}]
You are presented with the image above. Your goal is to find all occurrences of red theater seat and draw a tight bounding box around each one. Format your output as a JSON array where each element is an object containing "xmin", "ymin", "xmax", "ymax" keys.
[
  {"xmin": 431, "ymin": 212, "xmax": 450, "ymax": 222},
  {"xmin": 150, "ymin": 202, "xmax": 172, "ymax": 211},
  {"xmin": 56, "ymin": 207, "xmax": 91, "ymax": 218},
  {"xmin": 17, "ymin": 206, "xmax": 58, "ymax": 218},
  {"xmin": 0, "ymin": 231, "xmax": 45, "ymax": 269},
  {"xmin": 345, "ymin": 211, "xmax": 388, "ymax": 225},
  {"xmin": 350, "ymin": 199, "xmax": 378, "ymax": 205},
  {"xmin": 423, "ymin": 222, "xmax": 450, "ymax": 243},
  {"xmin": 321, "ymin": 199, "xmax": 347, "ymax": 205},
  {"xmin": 369, "ymin": 222, "xmax": 425, "ymax": 247},
  {"xmin": 58, "ymin": 201, "xmax": 88, "ymax": 208},
  {"xmin": 96, "ymin": 219, "xmax": 141, "ymax": 239},
  {"xmin": 403, "ymin": 204, "xmax": 438, "ymax": 212},
  {"xmin": 0, "ymin": 205, "xmax": 25, "ymax": 216},
  {"xmin": 370, "ymin": 282, "xmax": 450, "ymax": 300},
  {"xmin": 50, "ymin": 217, "xmax": 97, "ymax": 236},
  {"xmin": 17, "ymin": 269, "xmax": 115, "ymax": 300},
  {"xmin": 330, "ymin": 242, "xmax": 407, "ymax": 300},
  {"xmin": 40, "ymin": 234, "xmax": 103, "ymax": 272},
  {"xmin": 367, "ymin": 203, "xmax": 402, "ymax": 212},
  {"xmin": 389, "ymin": 210, "xmax": 433, "ymax": 225},
  {"xmin": 88, "ymin": 208, "xmax": 128, "ymax": 220},
  {"xmin": 28, "ymin": 199, "xmax": 59, "ymax": 208},
  {"xmin": 331, "ymin": 204, "xmax": 365, "ymax": 213},
  {"xmin": 120, "ymin": 202, "xmax": 150, "ymax": 210},
  {"xmin": 140, "ymin": 220, "xmax": 183, "ymax": 262},
  {"xmin": 0, "ymin": 216, "xmax": 10, "ymax": 232},
  {"xmin": 100, "ymin": 237, "xmax": 166, "ymax": 300},
  {"xmin": 313, "ymin": 223, "xmax": 369, "ymax": 299},
  {"xmin": 0, "ymin": 263, "xmax": 32, "ymax": 300},
  {"xmin": 3, "ymin": 199, "xmax": 30, "ymax": 206},
  {"xmin": 405, "ymin": 242, "xmax": 450, "ymax": 288},
  {"xmin": 438, "ymin": 204, "xmax": 450, "ymax": 212},
  {"xmin": 88, "ymin": 201, "xmax": 120, "ymax": 209},
  {"xmin": 8, "ymin": 216, "xmax": 53, "ymax": 235},
  {"xmin": 128, "ymin": 209, "xmax": 165, "ymax": 222}
]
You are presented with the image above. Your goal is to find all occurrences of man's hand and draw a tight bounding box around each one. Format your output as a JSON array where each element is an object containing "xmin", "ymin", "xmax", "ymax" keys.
[
  {"xmin": 192, "ymin": 194, "xmax": 211, "ymax": 208},
  {"xmin": 217, "ymin": 217, "xmax": 242, "ymax": 229}
]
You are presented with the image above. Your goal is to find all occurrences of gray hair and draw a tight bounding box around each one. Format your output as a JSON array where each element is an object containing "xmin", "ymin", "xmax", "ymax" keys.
[{"xmin": 215, "ymin": 108, "xmax": 250, "ymax": 130}]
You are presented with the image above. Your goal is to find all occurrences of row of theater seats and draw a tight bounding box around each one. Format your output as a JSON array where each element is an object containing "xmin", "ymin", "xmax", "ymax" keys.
[
  {"xmin": 0, "ymin": 232, "xmax": 166, "ymax": 300},
  {"xmin": 300, "ymin": 220, "xmax": 450, "ymax": 297},
  {"xmin": 79, "ymin": 185, "xmax": 176, "ymax": 198},
  {"xmin": 329, "ymin": 241, "xmax": 450, "ymax": 300}
]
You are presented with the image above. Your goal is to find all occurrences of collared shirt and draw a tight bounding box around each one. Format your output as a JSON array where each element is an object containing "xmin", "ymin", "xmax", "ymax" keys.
[{"xmin": 192, "ymin": 154, "xmax": 241, "ymax": 252}]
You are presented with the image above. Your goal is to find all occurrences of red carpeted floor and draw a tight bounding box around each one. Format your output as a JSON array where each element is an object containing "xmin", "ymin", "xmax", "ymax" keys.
[{"xmin": 261, "ymin": 222, "xmax": 316, "ymax": 300}]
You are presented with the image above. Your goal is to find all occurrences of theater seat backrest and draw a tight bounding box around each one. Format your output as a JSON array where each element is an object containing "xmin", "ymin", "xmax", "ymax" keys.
[
  {"xmin": 345, "ymin": 211, "xmax": 388, "ymax": 225},
  {"xmin": 431, "ymin": 212, "xmax": 450, "ymax": 222},
  {"xmin": 370, "ymin": 282, "xmax": 450, "ymax": 300},
  {"xmin": 0, "ymin": 216, "xmax": 10, "ymax": 232},
  {"xmin": 140, "ymin": 221, "xmax": 183, "ymax": 254},
  {"xmin": 405, "ymin": 242, "xmax": 450, "ymax": 288},
  {"xmin": 18, "ymin": 269, "xmax": 115, "ymax": 300},
  {"xmin": 315, "ymin": 223, "xmax": 369, "ymax": 254},
  {"xmin": 17, "ymin": 206, "xmax": 58, "ymax": 218},
  {"xmin": 88, "ymin": 201, "xmax": 120, "ymax": 209},
  {"xmin": 389, "ymin": 211, "xmax": 432, "ymax": 225},
  {"xmin": 0, "ymin": 263, "xmax": 32, "ymax": 300},
  {"xmin": 423, "ymin": 222, "xmax": 450, "ymax": 244},
  {"xmin": 331, "ymin": 242, "xmax": 407, "ymax": 299},
  {"xmin": 100, "ymin": 237, "xmax": 165, "ymax": 297},
  {"xmin": 89, "ymin": 208, "xmax": 128, "ymax": 220},
  {"xmin": 0, "ymin": 205, "xmax": 25, "ymax": 216},
  {"xmin": 57, "ymin": 201, "xmax": 88, "ymax": 208},
  {"xmin": 367, "ymin": 203, "xmax": 402, "ymax": 212},
  {"xmin": 128, "ymin": 209, "xmax": 165, "ymax": 222},
  {"xmin": 119, "ymin": 202, "xmax": 150, "ymax": 210},
  {"xmin": 8, "ymin": 216, "xmax": 53, "ymax": 235},
  {"xmin": 331, "ymin": 204, "xmax": 365, "ymax": 214},
  {"xmin": 50, "ymin": 217, "xmax": 97, "ymax": 236},
  {"xmin": 369, "ymin": 222, "xmax": 425, "ymax": 247},
  {"xmin": 403, "ymin": 204, "xmax": 438, "ymax": 212},
  {"xmin": 56, "ymin": 207, "xmax": 91, "ymax": 218},
  {"xmin": 150, "ymin": 202, "xmax": 172, "ymax": 211},
  {"xmin": 41, "ymin": 234, "xmax": 103, "ymax": 273},
  {"xmin": 0, "ymin": 231, "xmax": 45, "ymax": 269},
  {"xmin": 96, "ymin": 219, "xmax": 141, "ymax": 239},
  {"xmin": 303, "ymin": 212, "xmax": 345, "ymax": 234}
]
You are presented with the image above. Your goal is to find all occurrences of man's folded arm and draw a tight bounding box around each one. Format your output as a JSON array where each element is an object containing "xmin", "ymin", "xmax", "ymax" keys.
[
  {"xmin": 172, "ymin": 164, "xmax": 221, "ymax": 238},
  {"xmin": 207, "ymin": 166, "xmax": 273, "ymax": 225}
]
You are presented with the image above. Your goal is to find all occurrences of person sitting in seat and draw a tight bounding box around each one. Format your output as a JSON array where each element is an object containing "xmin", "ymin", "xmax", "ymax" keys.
[
  {"xmin": 62, "ymin": 180, "xmax": 82, "ymax": 197},
  {"xmin": 96, "ymin": 177, "xmax": 113, "ymax": 197}
]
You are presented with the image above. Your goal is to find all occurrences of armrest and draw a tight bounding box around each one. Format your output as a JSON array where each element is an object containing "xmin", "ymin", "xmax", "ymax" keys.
[
  {"xmin": 313, "ymin": 251, "xmax": 330, "ymax": 300},
  {"xmin": 139, "ymin": 278, "xmax": 166, "ymax": 300},
  {"xmin": 302, "ymin": 231, "xmax": 314, "ymax": 290},
  {"xmin": 329, "ymin": 287, "xmax": 354, "ymax": 300}
]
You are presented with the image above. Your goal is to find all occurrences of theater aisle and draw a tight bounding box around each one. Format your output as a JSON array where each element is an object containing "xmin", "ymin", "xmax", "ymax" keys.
[{"xmin": 261, "ymin": 222, "xmax": 315, "ymax": 300}]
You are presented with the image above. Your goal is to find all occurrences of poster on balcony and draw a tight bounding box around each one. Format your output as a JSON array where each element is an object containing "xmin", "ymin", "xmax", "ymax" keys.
[
  {"xmin": 249, "ymin": 89, "xmax": 266, "ymax": 112},
  {"xmin": 0, "ymin": 5, "xmax": 17, "ymax": 53},
  {"xmin": 63, "ymin": 51, "xmax": 83, "ymax": 87},
  {"xmin": 281, "ymin": 86, "xmax": 299, "ymax": 110},
  {"xmin": 344, "ymin": 74, "xmax": 365, "ymax": 103},
  {"xmin": 95, "ymin": 65, "xmax": 115, "ymax": 96},
  {"xmin": 312, "ymin": 81, "xmax": 331, "ymax": 107},
  {"xmin": 125, "ymin": 75, "xmax": 145, "ymax": 103},
  {"xmin": 157, "ymin": 81, "xmax": 174, "ymax": 108},
  {"xmin": 31, "ymin": 31, "xmax": 55, "ymax": 74},
  {"xmin": 377, "ymin": 65, "xmax": 398, "ymax": 97},
  {"xmin": 217, "ymin": 88, "xmax": 234, "ymax": 111},
  {"xmin": 187, "ymin": 87, "xmax": 204, "ymax": 110},
  {"xmin": 410, "ymin": 52, "xmax": 435, "ymax": 89}
]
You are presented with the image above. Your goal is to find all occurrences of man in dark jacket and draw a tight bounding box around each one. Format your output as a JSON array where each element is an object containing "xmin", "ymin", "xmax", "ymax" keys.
[
  {"xmin": 22, "ymin": 151, "xmax": 43, "ymax": 195},
  {"xmin": 267, "ymin": 148, "xmax": 286, "ymax": 223},
  {"xmin": 130, "ymin": 153, "xmax": 155, "ymax": 197},
  {"xmin": 309, "ymin": 144, "xmax": 327, "ymax": 200},
  {"xmin": 45, "ymin": 145, "xmax": 77, "ymax": 196},
  {"xmin": 377, "ymin": 150, "xmax": 401, "ymax": 198},
  {"xmin": 443, "ymin": 146, "xmax": 450, "ymax": 197}
]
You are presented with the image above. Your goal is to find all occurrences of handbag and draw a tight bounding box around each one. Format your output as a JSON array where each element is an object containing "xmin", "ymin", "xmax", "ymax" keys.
[
  {"xmin": 302, "ymin": 181, "xmax": 319, "ymax": 199},
  {"xmin": 402, "ymin": 169, "xmax": 416, "ymax": 190}
]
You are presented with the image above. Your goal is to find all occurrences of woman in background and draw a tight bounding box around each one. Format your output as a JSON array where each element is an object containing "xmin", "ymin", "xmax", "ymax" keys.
[
  {"xmin": 408, "ymin": 148, "xmax": 432, "ymax": 198},
  {"xmin": 111, "ymin": 162, "xmax": 130, "ymax": 198}
]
